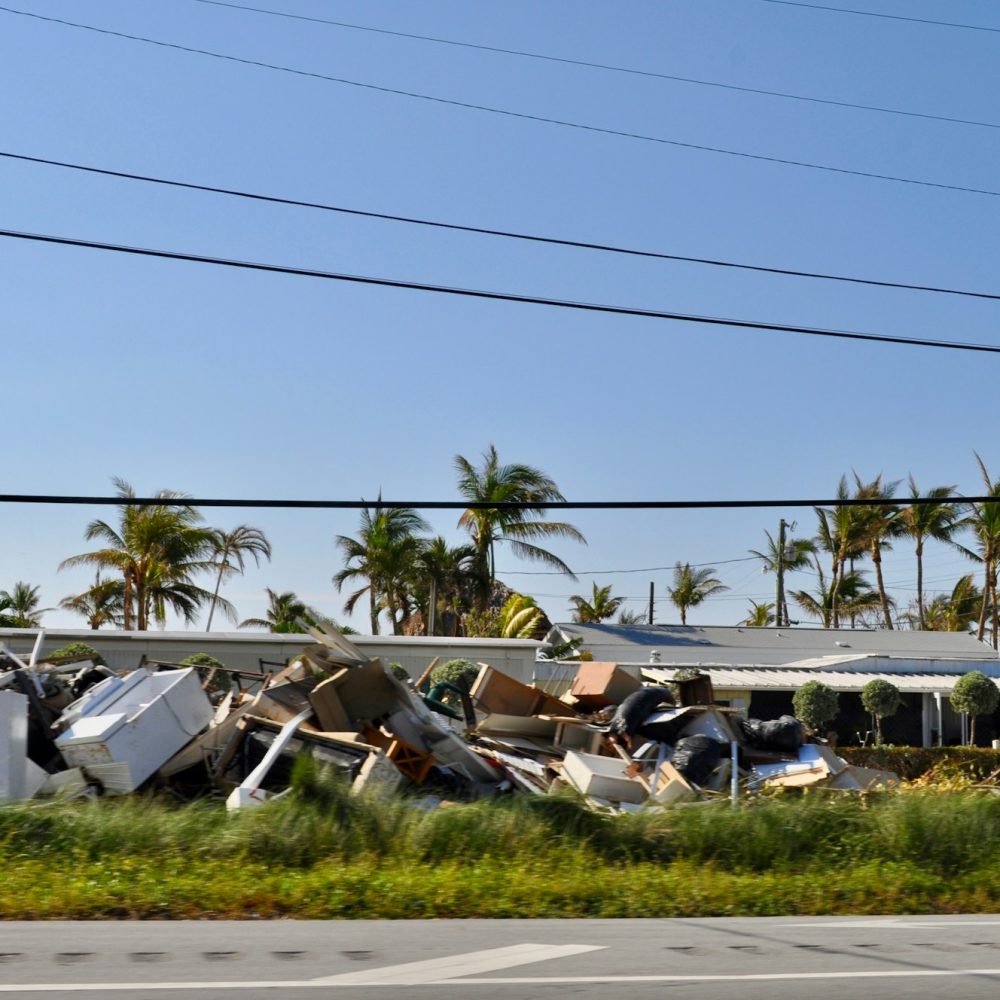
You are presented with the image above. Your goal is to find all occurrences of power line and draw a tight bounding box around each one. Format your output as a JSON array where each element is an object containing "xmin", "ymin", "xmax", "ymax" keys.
[
  {"xmin": 191, "ymin": 0, "xmax": 1000, "ymax": 132},
  {"xmin": 5, "ymin": 5, "xmax": 1000, "ymax": 200},
  {"xmin": 0, "ymin": 491, "xmax": 995, "ymax": 510},
  {"xmin": 7, "ymin": 150, "xmax": 1000, "ymax": 304},
  {"xmin": 5, "ymin": 226, "xmax": 1000, "ymax": 354},
  {"xmin": 758, "ymin": 0, "xmax": 1000, "ymax": 34},
  {"xmin": 499, "ymin": 556, "xmax": 760, "ymax": 575}
]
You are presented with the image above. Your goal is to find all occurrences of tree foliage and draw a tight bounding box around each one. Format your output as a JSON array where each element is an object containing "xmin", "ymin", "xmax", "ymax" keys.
[
  {"xmin": 454, "ymin": 444, "xmax": 585, "ymax": 611},
  {"xmin": 792, "ymin": 680, "xmax": 840, "ymax": 731},
  {"xmin": 950, "ymin": 671, "xmax": 1000, "ymax": 745},
  {"xmin": 861, "ymin": 678, "xmax": 902, "ymax": 743},
  {"xmin": 667, "ymin": 563, "xmax": 727, "ymax": 625}
]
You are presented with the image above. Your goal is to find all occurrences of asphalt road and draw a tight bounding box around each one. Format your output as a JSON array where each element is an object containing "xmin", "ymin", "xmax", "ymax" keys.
[{"xmin": 3, "ymin": 916, "xmax": 1000, "ymax": 999}]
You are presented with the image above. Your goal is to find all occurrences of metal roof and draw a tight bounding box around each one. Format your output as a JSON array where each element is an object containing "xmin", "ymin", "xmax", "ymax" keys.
[
  {"xmin": 642, "ymin": 666, "xmax": 1000, "ymax": 694},
  {"xmin": 547, "ymin": 623, "xmax": 998, "ymax": 667}
]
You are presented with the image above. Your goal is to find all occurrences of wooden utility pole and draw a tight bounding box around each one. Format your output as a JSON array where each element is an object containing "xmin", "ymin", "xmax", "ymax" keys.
[
  {"xmin": 648, "ymin": 581, "xmax": 655, "ymax": 625},
  {"xmin": 776, "ymin": 518, "xmax": 787, "ymax": 628}
]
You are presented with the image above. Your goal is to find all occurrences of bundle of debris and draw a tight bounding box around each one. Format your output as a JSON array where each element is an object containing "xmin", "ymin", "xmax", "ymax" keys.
[{"xmin": 0, "ymin": 632, "xmax": 898, "ymax": 811}]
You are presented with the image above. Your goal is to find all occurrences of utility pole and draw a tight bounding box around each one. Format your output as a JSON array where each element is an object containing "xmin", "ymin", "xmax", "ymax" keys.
[
  {"xmin": 775, "ymin": 518, "xmax": 787, "ymax": 628},
  {"xmin": 648, "ymin": 581, "xmax": 655, "ymax": 625}
]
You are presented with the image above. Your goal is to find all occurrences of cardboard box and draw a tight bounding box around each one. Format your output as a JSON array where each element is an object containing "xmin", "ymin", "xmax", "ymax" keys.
[{"xmin": 569, "ymin": 662, "xmax": 641, "ymax": 710}]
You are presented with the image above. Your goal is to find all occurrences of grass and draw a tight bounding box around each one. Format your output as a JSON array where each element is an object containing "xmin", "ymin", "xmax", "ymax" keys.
[{"xmin": 4, "ymin": 762, "xmax": 1000, "ymax": 918}]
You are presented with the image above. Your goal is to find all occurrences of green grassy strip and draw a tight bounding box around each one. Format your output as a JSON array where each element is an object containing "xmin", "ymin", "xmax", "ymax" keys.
[
  {"xmin": 3, "ymin": 856, "xmax": 1000, "ymax": 920},
  {"xmin": 5, "ymin": 764, "xmax": 1000, "ymax": 919}
]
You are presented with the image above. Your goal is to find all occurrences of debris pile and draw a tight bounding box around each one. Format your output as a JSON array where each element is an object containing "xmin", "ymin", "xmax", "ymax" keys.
[{"xmin": 0, "ymin": 632, "xmax": 898, "ymax": 810}]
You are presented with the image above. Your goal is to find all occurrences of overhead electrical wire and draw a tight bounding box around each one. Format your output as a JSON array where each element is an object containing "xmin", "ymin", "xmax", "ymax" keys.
[
  {"xmin": 3, "ymin": 5, "xmax": 1000, "ymax": 199},
  {"xmin": 6, "ymin": 150, "xmax": 999, "ymax": 304},
  {"xmin": 190, "ymin": 0, "xmax": 1000, "ymax": 132},
  {"xmin": 499, "ymin": 556, "xmax": 760, "ymax": 575},
  {"xmin": 4, "ymin": 226, "xmax": 1000, "ymax": 355},
  {"xmin": 0, "ymin": 490, "xmax": 996, "ymax": 510},
  {"xmin": 758, "ymin": 0, "xmax": 1000, "ymax": 34}
]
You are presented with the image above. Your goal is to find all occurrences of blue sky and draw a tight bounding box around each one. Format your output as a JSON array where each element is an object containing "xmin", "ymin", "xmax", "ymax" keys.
[{"xmin": 2, "ymin": 0, "xmax": 998, "ymax": 632}]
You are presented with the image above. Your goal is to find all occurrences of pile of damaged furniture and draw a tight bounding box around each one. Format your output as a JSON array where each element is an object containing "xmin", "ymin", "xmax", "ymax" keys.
[{"xmin": 0, "ymin": 630, "xmax": 897, "ymax": 811}]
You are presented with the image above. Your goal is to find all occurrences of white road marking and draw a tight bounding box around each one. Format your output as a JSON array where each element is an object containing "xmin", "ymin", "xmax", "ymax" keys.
[
  {"xmin": 777, "ymin": 919, "xmax": 1000, "ymax": 928},
  {"xmin": 0, "ymin": 943, "xmax": 604, "ymax": 992},
  {"xmin": 455, "ymin": 969, "xmax": 1000, "ymax": 984},
  {"xmin": 316, "ymin": 942, "xmax": 604, "ymax": 985}
]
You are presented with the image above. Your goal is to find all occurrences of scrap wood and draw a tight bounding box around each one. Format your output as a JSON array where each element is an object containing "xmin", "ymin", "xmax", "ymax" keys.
[{"xmin": 386, "ymin": 738, "xmax": 435, "ymax": 784}]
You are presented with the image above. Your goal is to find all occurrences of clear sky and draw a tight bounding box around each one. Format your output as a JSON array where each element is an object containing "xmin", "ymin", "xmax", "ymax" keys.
[{"xmin": 2, "ymin": 0, "xmax": 998, "ymax": 633}]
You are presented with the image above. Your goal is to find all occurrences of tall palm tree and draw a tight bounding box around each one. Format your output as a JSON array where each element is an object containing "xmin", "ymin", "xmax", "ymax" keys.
[
  {"xmin": 0, "ymin": 582, "xmax": 49, "ymax": 627},
  {"xmin": 897, "ymin": 476, "xmax": 961, "ymax": 629},
  {"xmin": 667, "ymin": 562, "xmax": 728, "ymax": 625},
  {"xmin": 814, "ymin": 479, "xmax": 869, "ymax": 628},
  {"xmin": 749, "ymin": 529, "xmax": 815, "ymax": 627},
  {"xmin": 59, "ymin": 574, "xmax": 124, "ymax": 630},
  {"xmin": 851, "ymin": 473, "xmax": 902, "ymax": 630},
  {"xmin": 790, "ymin": 558, "xmax": 883, "ymax": 628},
  {"xmin": 333, "ymin": 505, "xmax": 429, "ymax": 635},
  {"xmin": 205, "ymin": 525, "xmax": 273, "ymax": 631},
  {"xmin": 60, "ymin": 478, "xmax": 217, "ymax": 630},
  {"xmin": 455, "ymin": 445, "xmax": 585, "ymax": 611},
  {"xmin": 569, "ymin": 582, "xmax": 625, "ymax": 623},
  {"xmin": 617, "ymin": 607, "xmax": 649, "ymax": 625},
  {"xmin": 957, "ymin": 454, "xmax": 1000, "ymax": 647},
  {"xmin": 413, "ymin": 536, "xmax": 477, "ymax": 635}
]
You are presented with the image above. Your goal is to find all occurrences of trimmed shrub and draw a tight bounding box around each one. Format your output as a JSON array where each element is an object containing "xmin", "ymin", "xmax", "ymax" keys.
[{"xmin": 792, "ymin": 680, "xmax": 839, "ymax": 732}]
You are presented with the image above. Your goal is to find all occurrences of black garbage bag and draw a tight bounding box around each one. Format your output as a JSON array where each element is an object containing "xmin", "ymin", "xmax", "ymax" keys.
[
  {"xmin": 608, "ymin": 686, "xmax": 675, "ymax": 742},
  {"xmin": 671, "ymin": 735, "xmax": 724, "ymax": 786},
  {"xmin": 738, "ymin": 715, "xmax": 804, "ymax": 752}
]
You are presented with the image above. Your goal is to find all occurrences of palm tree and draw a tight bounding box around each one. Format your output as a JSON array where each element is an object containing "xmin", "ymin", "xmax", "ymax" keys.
[
  {"xmin": 60, "ymin": 478, "xmax": 217, "ymax": 630},
  {"xmin": 333, "ymin": 505, "xmax": 429, "ymax": 635},
  {"xmin": 667, "ymin": 563, "xmax": 728, "ymax": 625},
  {"xmin": 897, "ymin": 476, "xmax": 961, "ymax": 629},
  {"xmin": 455, "ymin": 445, "xmax": 585, "ymax": 611},
  {"xmin": 239, "ymin": 588, "xmax": 320, "ymax": 633},
  {"xmin": 916, "ymin": 575, "xmax": 983, "ymax": 633},
  {"xmin": 0, "ymin": 582, "xmax": 49, "ymax": 627},
  {"xmin": 851, "ymin": 473, "xmax": 902, "ymax": 630},
  {"xmin": 205, "ymin": 525, "xmax": 273, "ymax": 630},
  {"xmin": 749, "ymin": 529, "xmax": 815, "ymax": 626},
  {"xmin": 616, "ymin": 606, "xmax": 649, "ymax": 625},
  {"xmin": 741, "ymin": 601, "xmax": 776, "ymax": 627},
  {"xmin": 790, "ymin": 558, "xmax": 884, "ymax": 627},
  {"xmin": 814, "ymin": 480, "xmax": 869, "ymax": 628},
  {"xmin": 569, "ymin": 582, "xmax": 625, "ymax": 623},
  {"xmin": 957, "ymin": 454, "xmax": 1000, "ymax": 647},
  {"xmin": 413, "ymin": 536, "xmax": 477, "ymax": 635},
  {"xmin": 59, "ymin": 574, "xmax": 124, "ymax": 629}
]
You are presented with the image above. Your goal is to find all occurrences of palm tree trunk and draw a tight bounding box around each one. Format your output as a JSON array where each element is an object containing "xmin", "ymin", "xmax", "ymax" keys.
[
  {"xmin": 369, "ymin": 586, "xmax": 380, "ymax": 636},
  {"xmin": 680, "ymin": 605, "xmax": 687, "ymax": 625},
  {"xmin": 871, "ymin": 543, "xmax": 893, "ymax": 629},
  {"xmin": 971, "ymin": 713, "xmax": 977, "ymax": 746},
  {"xmin": 830, "ymin": 556, "xmax": 844, "ymax": 628},
  {"xmin": 991, "ymin": 565, "xmax": 999, "ymax": 650},
  {"xmin": 916, "ymin": 537, "xmax": 925, "ymax": 629},
  {"xmin": 206, "ymin": 560, "xmax": 227, "ymax": 632},
  {"xmin": 977, "ymin": 546, "xmax": 991, "ymax": 641}
]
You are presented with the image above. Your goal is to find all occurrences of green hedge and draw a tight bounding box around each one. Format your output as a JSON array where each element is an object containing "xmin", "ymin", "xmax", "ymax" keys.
[{"xmin": 839, "ymin": 746, "xmax": 1000, "ymax": 780}]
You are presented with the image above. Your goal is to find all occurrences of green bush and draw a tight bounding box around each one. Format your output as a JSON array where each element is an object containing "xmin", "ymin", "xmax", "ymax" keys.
[
  {"xmin": 840, "ymin": 746, "xmax": 1000, "ymax": 781},
  {"xmin": 429, "ymin": 659, "xmax": 481, "ymax": 692},
  {"xmin": 179, "ymin": 653, "xmax": 230, "ymax": 693},
  {"xmin": 861, "ymin": 679, "xmax": 901, "ymax": 743},
  {"xmin": 951, "ymin": 671, "xmax": 1000, "ymax": 745},
  {"xmin": 792, "ymin": 680, "xmax": 839, "ymax": 731},
  {"xmin": 47, "ymin": 642, "xmax": 105, "ymax": 666}
]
